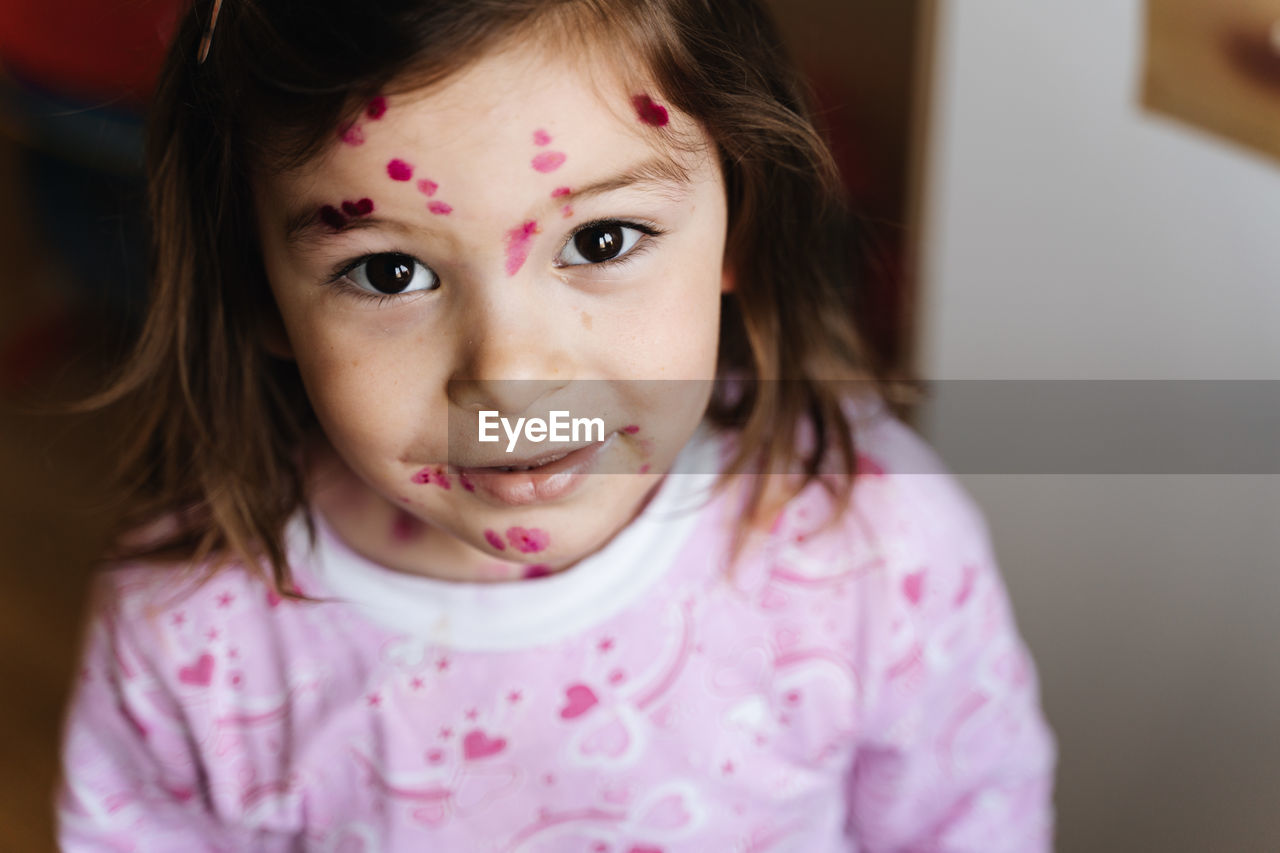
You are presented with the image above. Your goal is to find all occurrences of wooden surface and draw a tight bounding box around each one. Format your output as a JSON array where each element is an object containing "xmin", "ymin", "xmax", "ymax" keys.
[{"xmin": 0, "ymin": 134, "xmax": 123, "ymax": 852}]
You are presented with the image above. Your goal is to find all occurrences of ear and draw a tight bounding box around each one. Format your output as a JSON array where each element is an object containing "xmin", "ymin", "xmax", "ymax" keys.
[{"xmin": 258, "ymin": 304, "xmax": 295, "ymax": 360}]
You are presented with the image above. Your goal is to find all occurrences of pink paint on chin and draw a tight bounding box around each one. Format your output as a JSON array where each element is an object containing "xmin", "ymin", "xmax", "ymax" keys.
[
  {"xmin": 506, "ymin": 526, "xmax": 549, "ymax": 554},
  {"xmin": 366, "ymin": 96, "xmax": 388, "ymax": 119},
  {"xmin": 504, "ymin": 220, "xmax": 540, "ymax": 276},
  {"xmin": 391, "ymin": 510, "xmax": 424, "ymax": 542},
  {"xmin": 632, "ymin": 94, "xmax": 669, "ymax": 127},
  {"xmin": 387, "ymin": 159, "xmax": 413, "ymax": 181},
  {"xmin": 531, "ymin": 151, "xmax": 566, "ymax": 173},
  {"xmin": 621, "ymin": 424, "xmax": 640, "ymax": 434},
  {"xmin": 484, "ymin": 529, "xmax": 506, "ymax": 551},
  {"xmin": 411, "ymin": 466, "xmax": 451, "ymax": 488},
  {"xmin": 533, "ymin": 128, "xmax": 552, "ymax": 146},
  {"xmin": 417, "ymin": 178, "xmax": 438, "ymax": 196},
  {"xmin": 551, "ymin": 186, "xmax": 571, "ymax": 198},
  {"xmin": 427, "ymin": 201, "xmax": 453, "ymax": 216},
  {"xmin": 338, "ymin": 123, "xmax": 364, "ymax": 145},
  {"xmin": 523, "ymin": 564, "xmax": 553, "ymax": 580}
]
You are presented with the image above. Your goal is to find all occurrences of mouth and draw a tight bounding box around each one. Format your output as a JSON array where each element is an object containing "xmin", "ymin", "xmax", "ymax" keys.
[{"xmin": 450, "ymin": 433, "xmax": 616, "ymax": 506}]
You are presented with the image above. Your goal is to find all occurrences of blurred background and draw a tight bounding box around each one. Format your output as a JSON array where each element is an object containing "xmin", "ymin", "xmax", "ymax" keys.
[{"xmin": 1, "ymin": 0, "xmax": 1278, "ymax": 849}]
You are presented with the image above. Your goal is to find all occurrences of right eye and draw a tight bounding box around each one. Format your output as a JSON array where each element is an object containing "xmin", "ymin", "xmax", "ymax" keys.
[{"xmin": 340, "ymin": 252, "xmax": 439, "ymax": 295}]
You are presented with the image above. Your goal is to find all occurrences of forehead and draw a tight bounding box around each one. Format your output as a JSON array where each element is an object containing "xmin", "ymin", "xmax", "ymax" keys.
[{"xmin": 260, "ymin": 40, "xmax": 708, "ymax": 216}]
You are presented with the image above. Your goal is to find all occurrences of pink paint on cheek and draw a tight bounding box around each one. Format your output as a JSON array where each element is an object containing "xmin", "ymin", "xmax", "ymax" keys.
[
  {"xmin": 366, "ymin": 96, "xmax": 388, "ymax": 119},
  {"xmin": 561, "ymin": 204, "xmax": 573, "ymax": 219},
  {"xmin": 319, "ymin": 205, "xmax": 347, "ymax": 229},
  {"xmin": 551, "ymin": 186, "xmax": 571, "ymax": 198},
  {"xmin": 632, "ymin": 94, "xmax": 669, "ymax": 127},
  {"xmin": 484, "ymin": 529, "xmax": 506, "ymax": 551},
  {"xmin": 341, "ymin": 198, "xmax": 374, "ymax": 217},
  {"xmin": 523, "ymin": 564, "xmax": 553, "ymax": 580},
  {"xmin": 427, "ymin": 201, "xmax": 453, "ymax": 216},
  {"xmin": 417, "ymin": 178, "xmax": 438, "ymax": 196},
  {"xmin": 504, "ymin": 220, "xmax": 540, "ymax": 276},
  {"xmin": 506, "ymin": 526, "xmax": 549, "ymax": 554},
  {"xmin": 531, "ymin": 151, "xmax": 566, "ymax": 173},
  {"xmin": 621, "ymin": 424, "xmax": 640, "ymax": 434},
  {"xmin": 533, "ymin": 128, "xmax": 552, "ymax": 146},
  {"xmin": 338, "ymin": 123, "xmax": 364, "ymax": 146},
  {"xmin": 387, "ymin": 159, "xmax": 413, "ymax": 181}
]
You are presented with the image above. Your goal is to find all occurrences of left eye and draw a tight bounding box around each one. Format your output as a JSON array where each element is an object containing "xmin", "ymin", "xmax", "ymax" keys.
[
  {"xmin": 557, "ymin": 222, "xmax": 645, "ymax": 266},
  {"xmin": 343, "ymin": 252, "xmax": 439, "ymax": 295}
]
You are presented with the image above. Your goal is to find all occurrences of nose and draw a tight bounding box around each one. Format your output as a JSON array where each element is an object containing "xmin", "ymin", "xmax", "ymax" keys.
[{"xmin": 446, "ymin": 282, "xmax": 574, "ymax": 416}]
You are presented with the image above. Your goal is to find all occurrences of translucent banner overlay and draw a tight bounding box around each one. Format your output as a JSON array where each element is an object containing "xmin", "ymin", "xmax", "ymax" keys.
[{"xmin": 444, "ymin": 380, "xmax": 1280, "ymax": 475}]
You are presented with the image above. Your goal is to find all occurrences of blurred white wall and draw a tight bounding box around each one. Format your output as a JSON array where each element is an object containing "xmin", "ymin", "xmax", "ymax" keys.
[{"xmin": 914, "ymin": 2, "xmax": 1280, "ymax": 851}]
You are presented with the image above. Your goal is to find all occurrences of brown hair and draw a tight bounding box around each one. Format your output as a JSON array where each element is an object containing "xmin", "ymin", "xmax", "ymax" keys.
[{"xmin": 94, "ymin": 0, "xmax": 887, "ymax": 590}]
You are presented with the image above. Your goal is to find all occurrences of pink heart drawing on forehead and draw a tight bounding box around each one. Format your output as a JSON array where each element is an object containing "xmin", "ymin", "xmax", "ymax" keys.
[
  {"xmin": 531, "ymin": 151, "xmax": 566, "ymax": 173},
  {"xmin": 387, "ymin": 159, "xmax": 414, "ymax": 181},
  {"xmin": 341, "ymin": 198, "xmax": 374, "ymax": 217}
]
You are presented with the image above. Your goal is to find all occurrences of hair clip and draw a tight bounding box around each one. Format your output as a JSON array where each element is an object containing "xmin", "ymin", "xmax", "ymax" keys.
[{"xmin": 197, "ymin": 0, "xmax": 224, "ymax": 65}]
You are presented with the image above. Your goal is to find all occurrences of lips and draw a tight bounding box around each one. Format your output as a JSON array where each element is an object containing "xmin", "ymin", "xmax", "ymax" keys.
[{"xmin": 452, "ymin": 434, "xmax": 615, "ymax": 506}]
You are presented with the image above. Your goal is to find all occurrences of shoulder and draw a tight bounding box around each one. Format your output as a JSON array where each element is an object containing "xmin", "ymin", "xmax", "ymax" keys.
[{"xmin": 766, "ymin": 404, "xmax": 995, "ymax": 579}]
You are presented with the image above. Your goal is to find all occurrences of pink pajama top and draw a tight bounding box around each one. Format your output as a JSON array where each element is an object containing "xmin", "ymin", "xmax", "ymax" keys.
[{"xmin": 56, "ymin": 412, "xmax": 1057, "ymax": 851}]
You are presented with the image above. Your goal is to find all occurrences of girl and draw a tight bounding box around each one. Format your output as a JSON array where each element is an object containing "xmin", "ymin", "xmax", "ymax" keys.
[{"xmin": 57, "ymin": 0, "xmax": 1057, "ymax": 850}]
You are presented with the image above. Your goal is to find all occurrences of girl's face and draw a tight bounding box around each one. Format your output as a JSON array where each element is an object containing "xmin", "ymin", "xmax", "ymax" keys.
[{"xmin": 255, "ymin": 42, "xmax": 729, "ymax": 577}]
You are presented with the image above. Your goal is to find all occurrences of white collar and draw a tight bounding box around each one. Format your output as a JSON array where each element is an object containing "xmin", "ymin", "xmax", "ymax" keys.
[{"xmin": 290, "ymin": 425, "xmax": 724, "ymax": 651}]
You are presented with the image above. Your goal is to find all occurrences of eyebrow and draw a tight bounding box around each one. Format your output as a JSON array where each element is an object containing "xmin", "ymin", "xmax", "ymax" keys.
[{"xmin": 281, "ymin": 153, "xmax": 693, "ymax": 248}]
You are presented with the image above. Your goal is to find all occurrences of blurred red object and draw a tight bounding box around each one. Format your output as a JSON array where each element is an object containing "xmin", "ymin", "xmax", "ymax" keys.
[{"xmin": 0, "ymin": 0, "xmax": 179, "ymax": 105}]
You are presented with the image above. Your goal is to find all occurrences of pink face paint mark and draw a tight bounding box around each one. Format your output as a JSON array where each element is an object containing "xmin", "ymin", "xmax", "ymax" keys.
[
  {"xmin": 523, "ymin": 564, "xmax": 553, "ymax": 580},
  {"xmin": 427, "ymin": 201, "xmax": 453, "ymax": 216},
  {"xmin": 484, "ymin": 529, "xmax": 506, "ymax": 551},
  {"xmin": 387, "ymin": 159, "xmax": 413, "ymax": 181},
  {"xmin": 458, "ymin": 471, "xmax": 475, "ymax": 492},
  {"xmin": 417, "ymin": 178, "xmax": 438, "ymax": 197},
  {"xmin": 391, "ymin": 510, "xmax": 424, "ymax": 542},
  {"xmin": 504, "ymin": 220, "xmax": 540, "ymax": 276},
  {"xmin": 632, "ymin": 94, "xmax": 669, "ymax": 127},
  {"xmin": 639, "ymin": 464, "xmax": 651, "ymax": 474},
  {"xmin": 561, "ymin": 204, "xmax": 574, "ymax": 218},
  {"xmin": 411, "ymin": 465, "xmax": 451, "ymax": 488},
  {"xmin": 341, "ymin": 197, "xmax": 374, "ymax": 217},
  {"xmin": 531, "ymin": 151, "xmax": 567, "ymax": 173},
  {"xmin": 506, "ymin": 526, "xmax": 549, "ymax": 554},
  {"xmin": 366, "ymin": 96, "xmax": 388, "ymax": 119},
  {"xmin": 319, "ymin": 205, "xmax": 347, "ymax": 230},
  {"xmin": 533, "ymin": 128, "xmax": 552, "ymax": 146},
  {"xmin": 338, "ymin": 123, "xmax": 364, "ymax": 146},
  {"xmin": 551, "ymin": 186, "xmax": 571, "ymax": 198},
  {"xmin": 621, "ymin": 424, "xmax": 640, "ymax": 434}
]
